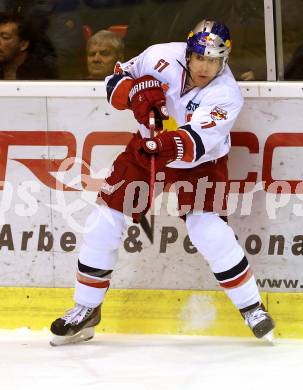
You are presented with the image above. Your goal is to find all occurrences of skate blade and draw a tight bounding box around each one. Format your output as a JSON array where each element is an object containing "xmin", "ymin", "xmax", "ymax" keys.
[
  {"xmin": 262, "ymin": 330, "xmax": 275, "ymax": 345},
  {"xmin": 50, "ymin": 327, "xmax": 95, "ymax": 347}
]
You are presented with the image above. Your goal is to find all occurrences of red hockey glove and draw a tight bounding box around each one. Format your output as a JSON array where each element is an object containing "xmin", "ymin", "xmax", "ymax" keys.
[
  {"xmin": 129, "ymin": 75, "xmax": 169, "ymax": 128},
  {"xmin": 135, "ymin": 131, "xmax": 184, "ymax": 170}
]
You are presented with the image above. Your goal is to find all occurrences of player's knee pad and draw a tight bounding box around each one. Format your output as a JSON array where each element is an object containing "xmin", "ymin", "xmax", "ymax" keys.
[
  {"xmin": 79, "ymin": 205, "xmax": 127, "ymax": 270},
  {"xmin": 186, "ymin": 212, "xmax": 244, "ymax": 273}
]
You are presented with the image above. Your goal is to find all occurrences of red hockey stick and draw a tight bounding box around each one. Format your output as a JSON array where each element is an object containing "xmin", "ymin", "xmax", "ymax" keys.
[
  {"xmin": 149, "ymin": 110, "xmax": 156, "ymax": 211},
  {"xmin": 149, "ymin": 111, "xmax": 157, "ymax": 244}
]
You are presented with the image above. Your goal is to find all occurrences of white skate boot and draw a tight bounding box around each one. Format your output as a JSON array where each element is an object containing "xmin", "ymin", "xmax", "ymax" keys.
[{"xmin": 50, "ymin": 304, "xmax": 101, "ymax": 346}]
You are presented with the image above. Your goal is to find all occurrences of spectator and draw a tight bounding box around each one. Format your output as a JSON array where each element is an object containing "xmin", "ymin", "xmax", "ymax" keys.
[
  {"xmin": 0, "ymin": 12, "xmax": 58, "ymax": 79},
  {"xmin": 3, "ymin": 0, "xmax": 86, "ymax": 79},
  {"xmin": 86, "ymin": 29, "xmax": 124, "ymax": 80}
]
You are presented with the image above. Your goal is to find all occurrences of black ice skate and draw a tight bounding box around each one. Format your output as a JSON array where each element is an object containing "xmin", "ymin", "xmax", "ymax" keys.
[
  {"xmin": 50, "ymin": 304, "xmax": 101, "ymax": 346},
  {"xmin": 241, "ymin": 303, "xmax": 275, "ymax": 342}
]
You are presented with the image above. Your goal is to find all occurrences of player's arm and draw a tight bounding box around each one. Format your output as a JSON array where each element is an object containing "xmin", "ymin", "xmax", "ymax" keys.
[
  {"xmin": 106, "ymin": 54, "xmax": 169, "ymax": 127},
  {"xmin": 174, "ymin": 97, "xmax": 243, "ymax": 163},
  {"xmin": 136, "ymin": 90, "xmax": 243, "ymax": 168}
]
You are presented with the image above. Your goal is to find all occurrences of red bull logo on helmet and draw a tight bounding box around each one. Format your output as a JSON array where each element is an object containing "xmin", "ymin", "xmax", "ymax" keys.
[{"xmin": 198, "ymin": 33, "xmax": 216, "ymax": 47}]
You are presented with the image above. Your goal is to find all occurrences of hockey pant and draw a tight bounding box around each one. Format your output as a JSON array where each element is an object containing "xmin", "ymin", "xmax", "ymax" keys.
[{"xmin": 74, "ymin": 206, "xmax": 260, "ymax": 310}]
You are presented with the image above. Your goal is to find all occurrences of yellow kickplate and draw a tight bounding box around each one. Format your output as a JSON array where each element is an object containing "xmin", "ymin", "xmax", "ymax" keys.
[{"xmin": 0, "ymin": 287, "xmax": 302, "ymax": 338}]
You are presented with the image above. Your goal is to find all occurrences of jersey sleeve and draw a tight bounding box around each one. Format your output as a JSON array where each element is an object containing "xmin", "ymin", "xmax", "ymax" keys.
[{"xmin": 175, "ymin": 87, "xmax": 244, "ymax": 163}]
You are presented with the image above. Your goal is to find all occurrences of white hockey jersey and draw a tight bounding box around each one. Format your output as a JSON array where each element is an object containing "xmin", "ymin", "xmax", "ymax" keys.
[{"xmin": 106, "ymin": 42, "xmax": 244, "ymax": 169}]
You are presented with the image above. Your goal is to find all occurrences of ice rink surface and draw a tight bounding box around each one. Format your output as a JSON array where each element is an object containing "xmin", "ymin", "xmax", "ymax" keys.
[{"xmin": 0, "ymin": 329, "xmax": 302, "ymax": 390}]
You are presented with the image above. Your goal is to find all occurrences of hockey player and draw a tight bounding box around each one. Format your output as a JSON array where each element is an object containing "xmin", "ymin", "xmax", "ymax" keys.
[{"xmin": 50, "ymin": 20, "xmax": 275, "ymax": 345}]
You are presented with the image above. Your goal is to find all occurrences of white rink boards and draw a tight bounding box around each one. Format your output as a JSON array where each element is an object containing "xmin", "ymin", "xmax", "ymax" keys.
[{"xmin": 0, "ymin": 82, "xmax": 303, "ymax": 292}]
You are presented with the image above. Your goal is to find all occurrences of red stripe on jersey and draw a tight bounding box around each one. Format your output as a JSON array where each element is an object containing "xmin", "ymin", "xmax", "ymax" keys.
[
  {"xmin": 77, "ymin": 273, "xmax": 110, "ymax": 289},
  {"xmin": 201, "ymin": 120, "xmax": 216, "ymax": 129},
  {"xmin": 219, "ymin": 269, "xmax": 252, "ymax": 289},
  {"xmin": 111, "ymin": 78, "xmax": 134, "ymax": 110},
  {"xmin": 177, "ymin": 129, "xmax": 195, "ymax": 162}
]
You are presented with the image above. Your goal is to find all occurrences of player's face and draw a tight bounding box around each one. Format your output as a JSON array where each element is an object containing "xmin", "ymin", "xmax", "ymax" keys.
[
  {"xmin": 188, "ymin": 52, "xmax": 222, "ymax": 87},
  {"xmin": 87, "ymin": 41, "xmax": 118, "ymax": 80},
  {"xmin": 0, "ymin": 22, "xmax": 24, "ymax": 63}
]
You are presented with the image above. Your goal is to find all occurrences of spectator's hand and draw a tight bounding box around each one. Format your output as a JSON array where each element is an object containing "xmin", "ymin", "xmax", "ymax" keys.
[
  {"xmin": 129, "ymin": 75, "xmax": 169, "ymax": 128},
  {"xmin": 134, "ymin": 131, "xmax": 182, "ymax": 170},
  {"xmin": 240, "ymin": 70, "xmax": 255, "ymax": 81}
]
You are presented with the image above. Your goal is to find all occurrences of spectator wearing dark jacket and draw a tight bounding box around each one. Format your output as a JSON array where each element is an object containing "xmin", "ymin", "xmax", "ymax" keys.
[{"xmin": 0, "ymin": 12, "xmax": 58, "ymax": 79}]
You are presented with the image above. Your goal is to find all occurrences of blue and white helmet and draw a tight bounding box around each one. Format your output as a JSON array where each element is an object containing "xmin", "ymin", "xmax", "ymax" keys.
[{"xmin": 186, "ymin": 20, "xmax": 232, "ymax": 73}]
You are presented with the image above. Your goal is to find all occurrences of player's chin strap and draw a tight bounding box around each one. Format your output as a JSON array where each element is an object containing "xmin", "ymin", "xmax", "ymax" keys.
[
  {"xmin": 177, "ymin": 58, "xmax": 192, "ymax": 82},
  {"xmin": 177, "ymin": 59, "xmax": 191, "ymax": 77},
  {"xmin": 177, "ymin": 59, "xmax": 194, "ymax": 96}
]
